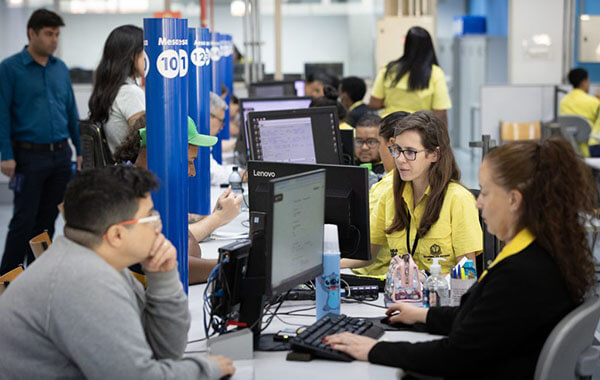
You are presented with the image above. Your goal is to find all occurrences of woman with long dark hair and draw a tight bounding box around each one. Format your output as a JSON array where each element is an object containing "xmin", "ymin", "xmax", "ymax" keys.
[
  {"xmin": 342, "ymin": 111, "xmax": 482, "ymax": 275},
  {"xmin": 369, "ymin": 26, "xmax": 451, "ymax": 125},
  {"xmin": 88, "ymin": 25, "xmax": 145, "ymax": 155},
  {"xmin": 328, "ymin": 137, "xmax": 597, "ymax": 379}
]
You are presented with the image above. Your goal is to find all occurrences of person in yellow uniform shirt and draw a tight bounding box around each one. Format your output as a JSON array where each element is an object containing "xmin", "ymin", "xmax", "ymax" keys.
[
  {"xmin": 560, "ymin": 68, "xmax": 600, "ymax": 157},
  {"xmin": 352, "ymin": 111, "xmax": 409, "ymax": 277},
  {"xmin": 369, "ymin": 26, "xmax": 451, "ymax": 126},
  {"xmin": 343, "ymin": 111, "xmax": 481, "ymax": 275}
]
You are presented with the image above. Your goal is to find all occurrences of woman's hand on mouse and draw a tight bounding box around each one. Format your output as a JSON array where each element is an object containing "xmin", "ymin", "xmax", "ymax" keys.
[{"xmin": 386, "ymin": 302, "xmax": 429, "ymax": 325}]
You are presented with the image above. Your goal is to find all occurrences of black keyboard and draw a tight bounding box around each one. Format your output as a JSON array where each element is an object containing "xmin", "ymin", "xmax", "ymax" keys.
[{"xmin": 290, "ymin": 313, "xmax": 384, "ymax": 362}]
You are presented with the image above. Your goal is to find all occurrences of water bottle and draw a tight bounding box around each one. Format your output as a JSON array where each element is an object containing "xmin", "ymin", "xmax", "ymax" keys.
[
  {"xmin": 228, "ymin": 166, "xmax": 243, "ymax": 195},
  {"xmin": 360, "ymin": 163, "xmax": 378, "ymax": 190},
  {"xmin": 423, "ymin": 258, "xmax": 449, "ymax": 307},
  {"xmin": 316, "ymin": 224, "xmax": 341, "ymax": 321}
]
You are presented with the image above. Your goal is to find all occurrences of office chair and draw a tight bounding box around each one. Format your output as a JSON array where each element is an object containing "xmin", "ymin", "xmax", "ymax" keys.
[
  {"xmin": 534, "ymin": 295, "xmax": 600, "ymax": 380},
  {"xmin": 79, "ymin": 119, "xmax": 114, "ymax": 169},
  {"xmin": 499, "ymin": 121, "xmax": 542, "ymax": 143},
  {"xmin": 556, "ymin": 115, "xmax": 592, "ymax": 156}
]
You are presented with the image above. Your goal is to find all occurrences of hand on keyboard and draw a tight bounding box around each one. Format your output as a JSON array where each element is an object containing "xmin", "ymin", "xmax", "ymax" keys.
[
  {"xmin": 289, "ymin": 314, "xmax": 384, "ymax": 362},
  {"xmin": 322, "ymin": 332, "xmax": 378, "ymax": 361}
]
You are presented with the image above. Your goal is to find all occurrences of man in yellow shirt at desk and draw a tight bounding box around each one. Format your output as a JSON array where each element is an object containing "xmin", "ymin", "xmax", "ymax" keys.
[{"xmin": 560, "ymin": 68, "xmax": 600, "ymax": 157}]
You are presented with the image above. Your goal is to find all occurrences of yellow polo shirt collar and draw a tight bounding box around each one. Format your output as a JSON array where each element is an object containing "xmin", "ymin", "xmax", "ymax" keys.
[
  {"xmin": 479, "ymin": 228, "xmax": 535, "ymax": 281},
  {"xmin": 349, "ymin": 100, "xmax": 364, "ymax": 111}
]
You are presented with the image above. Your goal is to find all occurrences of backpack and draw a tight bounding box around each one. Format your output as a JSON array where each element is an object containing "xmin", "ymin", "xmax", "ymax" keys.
[
  {"xmin": 385, "ymin": 252, "xmax": 423, "ymax": 303},
  {"xmin": 79, "ymin": 120, "xmax": 114, "ymax": 169}
]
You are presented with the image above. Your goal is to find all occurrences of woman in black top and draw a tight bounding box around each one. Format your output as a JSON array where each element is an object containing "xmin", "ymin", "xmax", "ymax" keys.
[{"xmin": 325, "ymin": 137, "xmax": 597, "ymax": 379}]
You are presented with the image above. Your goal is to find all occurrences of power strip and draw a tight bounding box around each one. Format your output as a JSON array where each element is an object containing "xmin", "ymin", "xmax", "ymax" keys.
[{"xmin": 342, "ymin": 285, "xmax": 379, "ymax": 300}]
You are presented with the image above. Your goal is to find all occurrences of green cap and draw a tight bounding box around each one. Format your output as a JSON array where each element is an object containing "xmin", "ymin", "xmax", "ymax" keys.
[{"xmin": 139, "ymin": 117, "xmax": 218, "ymax": 148}]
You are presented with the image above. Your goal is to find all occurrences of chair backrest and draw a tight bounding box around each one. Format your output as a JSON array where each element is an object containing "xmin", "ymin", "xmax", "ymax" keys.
[
  {"xmin": 79, "ymin": 120, "xmax": 114, "ymax": 170},
  {"xmin": 557, "ymin": 115, "xmax": 592, "ymax": 144},
  {"xmin": 500, "ymin": 121, "xmax": 542, "ymax": 143},
  {"xmin": 534, "ymin": 295, "xmax": 600, "ymax": 380},
  {"xmin": 29, "ymin": 231, "xmax": 52, "ymax": 259},
  {"xmin": 0, "ymin": 266, "xmax": 24, "ymax": 295}
]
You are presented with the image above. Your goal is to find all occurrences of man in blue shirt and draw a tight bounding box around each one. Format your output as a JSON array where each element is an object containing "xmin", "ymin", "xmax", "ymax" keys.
[{"xmin": 0, "ymin": 9, "xmax": 82, "ymax": 274}]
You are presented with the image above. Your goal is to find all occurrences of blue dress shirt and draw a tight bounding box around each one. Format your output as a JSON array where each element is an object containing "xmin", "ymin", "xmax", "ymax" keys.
[{"xmin": 0, "ymin": 47, "xmax": 81, "ymax": 161}]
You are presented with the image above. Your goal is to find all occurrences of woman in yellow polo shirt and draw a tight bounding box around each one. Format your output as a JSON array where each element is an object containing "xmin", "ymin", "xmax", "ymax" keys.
[
  {"xmin": 343, "ymin": 111, "xmax": 481, "ymax": 274},
  {"xmin": 369, "ymin": 26, "xmax": 451, "ymax": 125},
  {"xmin": 352, "ymin": 111, "xmax": 410, "ymax": 277}
]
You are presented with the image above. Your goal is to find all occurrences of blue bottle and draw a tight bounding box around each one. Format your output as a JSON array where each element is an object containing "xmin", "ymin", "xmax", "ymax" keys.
[{"xmin": 316, "ymin": 224, "xmax": 341, "ymax": 320}]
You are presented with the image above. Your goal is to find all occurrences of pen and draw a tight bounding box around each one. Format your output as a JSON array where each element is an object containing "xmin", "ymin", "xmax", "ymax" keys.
[{"xmin": 460, "ymin": 268, "xmax": 466, "ymax": 280}]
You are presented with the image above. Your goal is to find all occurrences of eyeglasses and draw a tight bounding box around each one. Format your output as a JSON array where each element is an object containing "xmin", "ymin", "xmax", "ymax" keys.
[
  {"xmin": 211, "ymin": 113, "xmax": 225, "ymax": 125},
  {"xmin": 388, "ymin": 145, "xmax": 425, "ymax": 161},
  {"xmin": 355, "ymin": 138, "xmax": 380, "ymax": 148},
  {"xmin": 103, "ymin": 210, "xmax": 161, "ymax": 238}
]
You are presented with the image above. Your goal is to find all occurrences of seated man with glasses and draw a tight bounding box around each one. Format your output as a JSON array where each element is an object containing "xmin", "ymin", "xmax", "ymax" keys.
[
  {"xmin": 0, "ymin": 165, "xmax": 235, "ymax": 379},
  {"xmin": 354, "ymin": 114, "xmax": 385, "ymax": 176},
  {"xmin": 209, "ymin": 92, "xmax": 246, "ymax": 186}
]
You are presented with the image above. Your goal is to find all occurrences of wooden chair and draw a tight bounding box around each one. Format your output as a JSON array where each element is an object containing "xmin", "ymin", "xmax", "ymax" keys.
[
  {"xmin": 29, "ymin": 231, "xmax": 52, "ymax": 259},
  {"xmin": 500, "ymin": 121, "xmax": 542, "ymax": 143},
  {"xmin": 0, "ymin": 266, "xmax": 24, "ymax": 295}
]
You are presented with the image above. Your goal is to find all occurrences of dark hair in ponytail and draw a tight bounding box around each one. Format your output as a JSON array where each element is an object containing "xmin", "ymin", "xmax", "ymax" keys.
[
  {"xmin": 385, "ymin": 111, "xmax": 460, "ymax": 237},
  {"xmin": 309, "ymin": 86, "xmax": 348, "ymax": 120},
  {"xmin": 485, "ymin": 137, "xmax": 597, "ymax": 302}
]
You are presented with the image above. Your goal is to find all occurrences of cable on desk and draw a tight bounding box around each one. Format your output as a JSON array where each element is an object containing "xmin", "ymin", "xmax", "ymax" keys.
[
  {"xmin": 187, "ymin": 336, "xmax": 208, "ymax": 344},
  {"xmin": 241, "ymin": 219, "xmax": 250, "ymax": 228}
]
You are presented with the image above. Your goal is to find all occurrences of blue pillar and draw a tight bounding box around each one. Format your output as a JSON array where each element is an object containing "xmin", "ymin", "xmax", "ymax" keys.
[
  {"xmin": 221, "ymin": 34, "xmax": 233, "ymax": 141},
  {"xmin": 210, "ymin": 31, "xmax": 222, "ymax": 164},
  {"xmin": 144, "ymin": 18, "xmax": 189, "ymax": 292},
  {"xmin": 189, "ymin": 27, "xmax": 212, "ymax": 215}
]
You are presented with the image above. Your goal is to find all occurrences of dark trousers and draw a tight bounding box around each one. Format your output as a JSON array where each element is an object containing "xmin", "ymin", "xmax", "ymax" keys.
[
  {"xmin": 590, "ymin": 144, "xmax": 600, "ymax": 158},
  {"xmin": 0, "ymin": 145, "xmax": 73, "ymax": 274}
]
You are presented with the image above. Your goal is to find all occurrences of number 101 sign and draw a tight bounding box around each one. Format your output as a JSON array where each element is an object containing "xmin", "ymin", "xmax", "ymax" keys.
[{"xmin": 156, "ymin": 49, "xmax": 189, "ymax": 79}]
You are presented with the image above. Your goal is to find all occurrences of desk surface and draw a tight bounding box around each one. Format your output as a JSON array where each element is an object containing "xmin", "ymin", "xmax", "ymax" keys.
[
  {"xmin": 585, "ymin": 158, "xmax": 600, "ymax": 170},
  {"xmin": 188, "ymin": 192, "xmax": 443, "ymax": 379}
]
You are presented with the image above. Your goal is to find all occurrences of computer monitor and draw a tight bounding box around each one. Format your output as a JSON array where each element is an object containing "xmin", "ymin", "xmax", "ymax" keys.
[
  {"xmin": 248, "ymin": 80, "xmax": 297, "ymax": 98},
  {"xmin": 339, "ymin": 129, "xmax": 355, "ymax": 166},
  {"xmin": 304, "ymin": 63, "xmax": 344, "ymax": 80},
  {"xmin": 235, "ymin": 97, "xmax": 313, "ymax": 166},
  {"xmin": 213, "ymin": 169, "xmax": 326, "ymax": 349},
  {"xmin": 247, "ymin": 160, "xmax": 371, "ymax": 261},
  {"xmin": 246, "ymin": 107, "xmax": 343, "ymax": 165}
]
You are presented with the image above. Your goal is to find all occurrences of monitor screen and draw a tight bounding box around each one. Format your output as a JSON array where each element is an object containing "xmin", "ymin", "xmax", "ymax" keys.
[
  {"xmin": 294, "ymin": 80, "xmax": 305, "ymax": 96},
  {"xmin": 247, "ymin": 107, "xmax": 343, "ymax": 165},
  {"xmin": 248, "ymin": 81, "xmax": 297, "ymax": 98},
  {"xmin": 268, "ymin": 170, "xmax": 326, "ymax": 294},
  {"xmin": 248, "ymin": 160, "xmax": 371, "ymax": 261},
  {"xmin": 236, "ymin": 97, "xmax": 313, "ymax": 166},
  {"xmin": 304, "ymin": 63, "xmax": 344, "ymax": 79}
]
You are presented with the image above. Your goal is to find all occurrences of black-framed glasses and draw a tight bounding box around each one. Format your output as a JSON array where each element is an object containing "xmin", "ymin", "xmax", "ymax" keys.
[
  {"xmin": 388, "ymin": 145, "xmax": 425, "ymax": 161},
  {"xmin": 355, "ymin": 138, "xmax": 380, "ymax": 148},
  {"xmin": 210, "ymin": 113, "xmax": 225, "ymax": 125}
]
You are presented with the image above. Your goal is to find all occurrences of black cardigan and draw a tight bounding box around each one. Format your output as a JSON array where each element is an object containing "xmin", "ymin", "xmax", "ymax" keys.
[{"xmin": 368, "ymin": 240, "xmax": 576, "ymax": 380}]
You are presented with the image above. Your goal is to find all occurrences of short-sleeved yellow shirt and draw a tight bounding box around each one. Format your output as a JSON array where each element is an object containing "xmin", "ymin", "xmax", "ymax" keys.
[
  {"xmin": 370, "ymin": 180, "xmax": 482, "ymax": 274},
  {"xmin": 371, "ymin": 65, "xmax": 452, "ymax": 117},
  {"xmin": 352, "ymin": 171, "xmax": 394, "ymax": 277},
  {"xmin": 560, "ymin": 89, "xmax": 600, "ymax": 148}
]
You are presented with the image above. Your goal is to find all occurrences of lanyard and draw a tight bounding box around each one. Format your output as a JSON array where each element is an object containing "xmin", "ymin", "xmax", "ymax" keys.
[{"xmin": 406, "ymin": 213, "xmax": 419, "ymax": 257}]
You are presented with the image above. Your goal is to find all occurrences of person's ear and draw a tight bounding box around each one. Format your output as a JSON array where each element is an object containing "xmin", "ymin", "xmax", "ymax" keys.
[
  {"xmin": 27, "ymin": 28, "xmax": 35, "ymax": 41},
  {"xmin": 104, "ymin": 225, "xmax": 125, "ymax": 248},
  {"xmin": 508, "ymin": 189, "xmax": 523, "ymax": 213},
  {"xmin": 428, "ymin": 146, "xmax": 440, "ymax": 163}
]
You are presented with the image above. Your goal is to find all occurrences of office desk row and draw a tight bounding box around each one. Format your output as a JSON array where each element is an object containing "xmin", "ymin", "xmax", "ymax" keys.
[{"xmin": 184, "ymin": 186, "xmax": 444, "ymax": 380}]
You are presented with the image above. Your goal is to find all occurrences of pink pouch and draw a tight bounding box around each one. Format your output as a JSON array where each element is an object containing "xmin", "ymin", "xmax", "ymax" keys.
[{"xmin": 385, "ymin": 253, "xmax": 423, "ymax": 303}]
